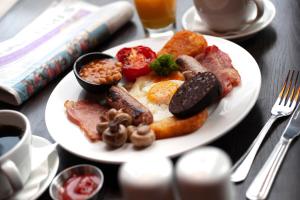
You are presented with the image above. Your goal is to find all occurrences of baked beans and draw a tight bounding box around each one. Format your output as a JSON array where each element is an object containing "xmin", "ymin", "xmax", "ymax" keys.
[{"xmin": 79, "ymin": 59, "xmax": 122, "ymax": 84}]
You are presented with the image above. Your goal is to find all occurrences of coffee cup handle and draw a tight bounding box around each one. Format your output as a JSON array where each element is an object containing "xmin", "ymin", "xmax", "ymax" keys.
[
  {"xmin": 1, "ymin": 160, "xmax": 23, "ymax": 191},
  {"xmin": 245, "ymin": 0, "xmax": 264, "ymax": 24}
]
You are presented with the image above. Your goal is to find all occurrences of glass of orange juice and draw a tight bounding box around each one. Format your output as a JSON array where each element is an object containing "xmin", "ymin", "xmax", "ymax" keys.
[{"xmin": 134, "ymin": 0, "xmax": 176, "ymax": 37}]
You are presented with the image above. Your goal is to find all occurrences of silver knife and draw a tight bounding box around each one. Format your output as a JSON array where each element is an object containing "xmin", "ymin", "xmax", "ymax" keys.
[{"xmin": 246, "ymin": 100, "xmax": 300, "ymax": 200}]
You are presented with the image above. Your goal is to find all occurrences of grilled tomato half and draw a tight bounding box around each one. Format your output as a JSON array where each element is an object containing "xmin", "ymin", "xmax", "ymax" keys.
[{"xmin": 116, "ymin": 46, "xmax": 156, "ymax": 81}]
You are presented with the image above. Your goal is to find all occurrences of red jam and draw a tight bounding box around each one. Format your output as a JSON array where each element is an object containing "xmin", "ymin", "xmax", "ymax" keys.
[{"xmin": 60, "ymin": 174, "xmax": 100, "ymax": 200}]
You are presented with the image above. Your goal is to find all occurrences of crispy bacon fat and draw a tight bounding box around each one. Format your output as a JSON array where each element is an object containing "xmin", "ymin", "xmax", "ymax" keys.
[{"xmin": 196, "ymin": 45, "xmax": 241, "ymax": 96}]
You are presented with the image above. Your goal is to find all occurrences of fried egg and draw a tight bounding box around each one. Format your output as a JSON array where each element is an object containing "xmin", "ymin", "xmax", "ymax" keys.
[{"xmin": 129, "ymin": 72, "xmax": 184, "ymax": 121}]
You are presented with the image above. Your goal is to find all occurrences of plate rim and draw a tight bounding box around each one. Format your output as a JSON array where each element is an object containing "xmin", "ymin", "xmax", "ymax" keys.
[
  {"xmin": 182, "ymin": 0, "xmax": 276, "ymax": 40},
  {"xmin": 45, "ymin": 35, "xmax": 261, "ymax": 164}
]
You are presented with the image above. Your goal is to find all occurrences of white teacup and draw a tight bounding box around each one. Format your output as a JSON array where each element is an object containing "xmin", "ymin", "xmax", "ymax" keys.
[
  {"xmin": 0, "ymin": 110, "xmax": 32, "ymax": 199},
  {"xmin": 193, "ymin": 0, "xmax": 264, "ymax": 32}
]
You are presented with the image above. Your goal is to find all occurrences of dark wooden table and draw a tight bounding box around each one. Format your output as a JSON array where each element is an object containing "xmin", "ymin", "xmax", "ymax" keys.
[{"xmin": 1, "ymin": 0, "xmax": 299, "ymax": 199}]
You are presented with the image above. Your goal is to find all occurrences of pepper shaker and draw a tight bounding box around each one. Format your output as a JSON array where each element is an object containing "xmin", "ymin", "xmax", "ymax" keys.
[
  {"xmin": 119, "ymin": 156, "xmax": 174, "ymax": 200},
  {"xmin": 175, "ymin": 147, "xmax": 235, "ymax": 200}
]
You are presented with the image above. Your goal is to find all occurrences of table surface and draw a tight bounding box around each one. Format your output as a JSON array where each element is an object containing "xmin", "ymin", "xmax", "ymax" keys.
[{"xmin": 0, "ymin": 0, "xmax": 299, "ymax": 199}]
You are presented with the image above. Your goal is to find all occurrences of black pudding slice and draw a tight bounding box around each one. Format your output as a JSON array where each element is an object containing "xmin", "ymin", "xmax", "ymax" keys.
[{"xmin": 169, "ymin": 72, "xmax": 222, "ymax": 118}]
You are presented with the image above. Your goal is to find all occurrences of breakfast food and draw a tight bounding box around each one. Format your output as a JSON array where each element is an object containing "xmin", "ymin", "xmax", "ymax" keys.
[
  {"xmin": 129, "ymin": 124, "xmax": 155, "ymax": 148},
  {"xmin": 176, "ymin": 55, "xmax": 207, "ymax": 79},
  {"xmin": 102, "ymin": 122, "xmax": 128, "ymax": 148},
  {"xmin": 151, "ymin": 110, "xmax": 208, "ymax": 139},
  {"xmin": 150, "ymin": 54, "xmax": 179, "ymax": 76},
  {"xmin": 96, "ymin": 108, "xmax": 156, "ymax": 148},
  {"xmin": 128, "ymin": 72, "xmax": 183, "ymax": 121},
  {"xmin": 79, "ymin": 59, "xmax": 122, "ymax": 84},
  {"xmin": 65, "ymin": 31, "xmax": 241, "ymax": 149},
  {"xmin": 106, "ymin": 86, "xmax": 153, "ymax": 125},
  {"xmin": 169, "ymin": 72, "xmax": 221, "ymax": 118},
  {"xmin": 195, "ymin": 45, "xmax": 241, "ymax": 96},
  {"xmin": 98, "ymin": 108, "xmax": 131, "ymax": 147},
  {"xmin": 116, "ymin": 46, "xmax": 156, "ymax": 81},
  {"xmin": 64, "ymin": 100, "xmax": 108, "ymax": 141},
  {"xmin": 158, "ymin": 30, "xmax": 207, "ymax": 58}
]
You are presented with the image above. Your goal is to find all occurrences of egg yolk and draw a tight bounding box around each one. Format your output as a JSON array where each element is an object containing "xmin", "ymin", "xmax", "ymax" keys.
[{"xmin": 147, "ymin": 81, "xmax": 180, "ymax": 105}]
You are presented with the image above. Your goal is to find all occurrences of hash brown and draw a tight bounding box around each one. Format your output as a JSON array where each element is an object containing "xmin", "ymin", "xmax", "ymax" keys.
[{"xmin": 158, "ymin": 30, "xmax": 208, "ymax": 58}]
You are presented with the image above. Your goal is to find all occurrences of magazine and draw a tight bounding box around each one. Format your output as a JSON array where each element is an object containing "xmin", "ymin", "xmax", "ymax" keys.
[{"xmin": 0, "ymin": 0, "xmax": 133, "ymax": 105}]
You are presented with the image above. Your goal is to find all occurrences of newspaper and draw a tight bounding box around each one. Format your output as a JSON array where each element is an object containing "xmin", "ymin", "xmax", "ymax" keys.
[{"xmin": 0, "ymin": 0, "xmax": 134, "ymax": 105}]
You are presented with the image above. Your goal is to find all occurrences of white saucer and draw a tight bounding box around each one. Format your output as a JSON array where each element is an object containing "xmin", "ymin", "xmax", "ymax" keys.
[
  {"xmin": 182, "ymin": 0, "xmax": 276, "ymax": 40},
  {"xmin": 9, "ymin": 135, "xmax": 59, "ymax": 200}
]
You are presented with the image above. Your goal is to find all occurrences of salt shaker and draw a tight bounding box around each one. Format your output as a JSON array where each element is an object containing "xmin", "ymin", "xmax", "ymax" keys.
[
  {"xmin": 119, "ymin": 156, "xmax": 174, "ymax": 200},
  {"xmin": 175, "ymin": 147, "xmax": 235, "ymax": 200}
]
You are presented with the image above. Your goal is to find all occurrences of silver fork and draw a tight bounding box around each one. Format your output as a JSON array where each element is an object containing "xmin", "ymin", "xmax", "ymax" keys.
[
  {"xmin": 231, "ymin": 70, "xmax": 300, "ymax": 183},
  {"xmin": 246, "ymin": 87, "xmax": 300, "ymax": 200}
]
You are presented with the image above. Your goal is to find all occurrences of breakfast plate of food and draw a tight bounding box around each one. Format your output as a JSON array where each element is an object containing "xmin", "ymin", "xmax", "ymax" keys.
[{"xmin": 45, "ymin": 31, "xmax": 261, "ymax": 163}]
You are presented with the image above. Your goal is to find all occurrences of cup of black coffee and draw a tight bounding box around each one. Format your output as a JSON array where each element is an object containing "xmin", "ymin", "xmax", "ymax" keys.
[{"xmin": 0, "ymin": 110, "xmax": 32, "ymax": 199}]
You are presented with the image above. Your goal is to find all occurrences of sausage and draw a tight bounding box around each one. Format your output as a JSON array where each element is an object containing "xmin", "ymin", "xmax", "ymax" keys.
[
  {"xmin": 176, "ymin": 55, "xmax": 207, "ymax": 79},
  {"xmin": 106, "ymin": 86, "xmax": 153, "ymax": 125},
  {"xmin": 182, "ymin": 71, "xmax": 196, "ymax": 80}
]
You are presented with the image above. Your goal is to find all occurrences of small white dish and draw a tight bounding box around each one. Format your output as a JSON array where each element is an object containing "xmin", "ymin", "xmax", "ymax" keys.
[
  {"xmin": 50, "ymin": 164, "xmax": 104, "ymax": 200},
  {"xmin": 8, "ymin": 135, "xmax": 59, "ymax": 200},
  {"xmin": 182, "ymin": 0, "xmax": 276, "ymax": 40}
]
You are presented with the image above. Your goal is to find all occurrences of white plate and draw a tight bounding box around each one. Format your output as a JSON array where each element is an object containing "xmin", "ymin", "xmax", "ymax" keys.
[
  {"xmin": 45, "ymin": 36, "xmax": 261, "ymax": 164},
  {"xmin": 9, "ymin": 135, "xmax": 59, "ymax": 200},
  {"xmin": 182, "ymin": 0, "xmax": 276, "ymax": 40}
]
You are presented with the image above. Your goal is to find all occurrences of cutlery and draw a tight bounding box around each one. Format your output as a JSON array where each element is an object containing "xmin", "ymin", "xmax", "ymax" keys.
[
  {"xmin": 231, "ymin": 70, "xmax": 299, "ymax": 183},
  {"xmin": 246, "ymin": 87, "xmax": 300, "ymax": 200}
]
